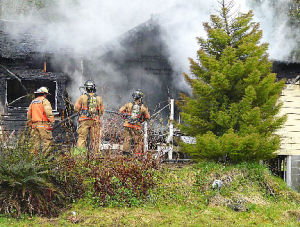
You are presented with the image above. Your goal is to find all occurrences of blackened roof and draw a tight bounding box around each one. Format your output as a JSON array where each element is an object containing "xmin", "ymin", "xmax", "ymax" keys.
[
  {"xmin": 0, "ymin": 67, "xmax": 67, "ymax": 81},
  {"xmin": 0, "ymin": 19, "xmax": 46, "ymax": 59},
  {"xmin": 273, "ymin": 61, "xmax": 300, "ymax": 82}
]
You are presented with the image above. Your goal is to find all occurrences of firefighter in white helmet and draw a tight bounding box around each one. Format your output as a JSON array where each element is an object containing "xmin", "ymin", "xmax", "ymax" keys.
[{"xmin": 27, "ymin": 87, "xmax": 55, "ymax": 153}]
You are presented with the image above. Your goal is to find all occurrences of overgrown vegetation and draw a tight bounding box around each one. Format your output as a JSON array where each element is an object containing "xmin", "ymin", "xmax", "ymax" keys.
[
  {"xmin": 0, "ymin": 133, "xmax": 159, "ymax": 218},
  {"xmin": 0, "ymin": 130, "xmax": 298, "ymax": 225},
  {"xmin": 179, "ymin": 1, "xmax": 286, "ymax": 163},
  {"xmin": 1, "ymin": 162, "xmax": 299, "ymax": 226}
]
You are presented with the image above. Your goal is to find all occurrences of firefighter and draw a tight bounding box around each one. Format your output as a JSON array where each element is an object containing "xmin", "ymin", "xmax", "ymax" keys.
[
  {"xmin": 74, "ymin": 80, "xmax": 104, "ymax": 152},
  {"xmin": 119, "ymin": 89, "xmax": 150, "ymax": 154},
  {"xmin": 27, "ymin": 87, "xmax": 55, "ymax": 153}
]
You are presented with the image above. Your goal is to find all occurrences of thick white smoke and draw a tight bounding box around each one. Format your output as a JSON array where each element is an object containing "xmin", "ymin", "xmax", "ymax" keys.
[
  {"xmin": 0, "ymin": 0, "xmax": 298, "ymax": 103},
  {"xmin": 158, "ymin": 0, "xmax": 299, "ymax": 92},
  {"xmin": 247, "ymin": 0, "xmax": 299, "ymax": 62}
]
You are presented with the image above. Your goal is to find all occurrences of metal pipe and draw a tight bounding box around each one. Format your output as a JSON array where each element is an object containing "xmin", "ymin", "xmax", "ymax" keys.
[
  {"xmin": 144, "ymin": 121, "xmax": 148, "ymax": 153},
  {"xmin": 284, "ymin": 157, "xmax": 286, "ymax": 182},
  {"xmin": 168, "ymin": 99, "xmax": 174, "ymax": 160},
  {"xmin": 286, "ymin": 155, "xmax": 292, "ymax": 187}
]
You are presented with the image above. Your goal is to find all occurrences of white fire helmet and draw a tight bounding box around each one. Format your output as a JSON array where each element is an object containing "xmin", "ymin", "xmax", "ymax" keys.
[{"xmin": 34, "ymin": 87, "xmax": 50, "ymax": 95}]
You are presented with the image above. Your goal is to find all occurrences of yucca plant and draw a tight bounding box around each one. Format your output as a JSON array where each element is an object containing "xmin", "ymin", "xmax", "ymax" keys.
[
  {"xmin": 0, "ymin": 136, "xmax": 85, "ymax": 217},
  {"xmin": 0, "ymin": 142, "xmax": 62, "ymax": 217}
]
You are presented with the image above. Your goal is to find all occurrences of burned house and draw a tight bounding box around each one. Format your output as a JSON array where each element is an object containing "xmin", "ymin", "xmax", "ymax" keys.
[
  {"xmin": 0, "ymin": 20, "xmax": 68, "ymax": 134},
  {"xmin": 0, "ymin": 18, "xmax": 176, "ymax": 136},
  {"xmin": 0, "ymin": 18, "xmax": 176, "ymax": 147}
]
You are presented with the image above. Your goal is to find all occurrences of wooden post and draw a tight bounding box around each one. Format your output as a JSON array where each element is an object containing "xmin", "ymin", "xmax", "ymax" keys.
[{"xmin": 42, "ymin": 60, "xmax": 47, "ymax": 72}]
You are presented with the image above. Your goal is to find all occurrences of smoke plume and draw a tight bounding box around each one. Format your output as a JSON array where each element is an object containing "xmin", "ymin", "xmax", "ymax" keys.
[{"xmin": 0, "ymin": 0, "xmax": 298, "ymax": 107}]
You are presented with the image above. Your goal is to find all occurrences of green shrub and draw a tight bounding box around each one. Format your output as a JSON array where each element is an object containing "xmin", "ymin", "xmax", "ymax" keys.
[{"xmin": 0, "ymin": 141, "xmax": 85, "ymax": 217}]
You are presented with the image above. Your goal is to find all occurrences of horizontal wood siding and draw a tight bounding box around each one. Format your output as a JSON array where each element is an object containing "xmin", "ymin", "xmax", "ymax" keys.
[{"xmin": 277, "ymin": 84, "xmax": 300, "ymax": 155}]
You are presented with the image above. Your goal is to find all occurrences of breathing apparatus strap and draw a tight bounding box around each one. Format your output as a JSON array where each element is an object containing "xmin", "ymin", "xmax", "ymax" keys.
[
  {"xmin": 79, "ymin": 93, "xmax": 99, "ymax": 117},
  {"xmin": 128, "ymin": 102, "xmax": 143, "ymax": 124}
]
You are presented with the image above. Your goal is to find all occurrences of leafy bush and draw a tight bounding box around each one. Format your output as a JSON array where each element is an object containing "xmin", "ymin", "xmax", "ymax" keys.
[
  {"xmin": 0, "ymin": 141, "xmax": 85, "ymax": 217},
  {"xmin": 88, "ymin": 154, "xmax": 160, "ymax": 207}
]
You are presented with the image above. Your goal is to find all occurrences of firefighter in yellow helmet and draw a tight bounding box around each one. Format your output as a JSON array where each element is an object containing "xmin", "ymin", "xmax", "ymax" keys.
[
  {"xmin": 74, "ymin": 80, "xmax": 104, "ymax": 152},
  {"xmin": 119, "ymin": 89, "xmax": 150, "ymax": 155},
  {"xmin": 27, "ymin": 87, "xmax": 55, "ymax": 153}
]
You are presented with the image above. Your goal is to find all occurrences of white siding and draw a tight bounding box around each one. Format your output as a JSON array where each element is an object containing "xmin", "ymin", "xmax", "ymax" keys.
[{"xmin": 277, "ymin": 84, "xmax": 300, "ymax": 155}]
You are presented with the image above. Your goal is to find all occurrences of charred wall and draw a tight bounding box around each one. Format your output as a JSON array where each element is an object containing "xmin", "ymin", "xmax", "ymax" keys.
[{"xmin": 273, "ymin": 61, "xmax": 300, "ymax": 82}]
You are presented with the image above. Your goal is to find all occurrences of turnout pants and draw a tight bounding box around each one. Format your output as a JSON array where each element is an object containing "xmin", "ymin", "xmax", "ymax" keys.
[
  {"xmin": 122, "ymin": 126, "xmax": 143, "ymax": 154},
  {"xmin": 30, "ymin": 123, "xmax": 53, "ymax": 153},
  {"xmin": 77, "ymin": 120, "xmax": 101, "ymax": 152}
]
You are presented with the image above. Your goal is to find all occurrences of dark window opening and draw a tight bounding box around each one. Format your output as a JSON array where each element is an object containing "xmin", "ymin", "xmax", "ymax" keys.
[
  {"xmin": 6, "ymin": 79, "xmax": 57, "ymax": 110},
  {"xmin": 267, "ymin": 155, "xmax": 286, "ymax": 179}
]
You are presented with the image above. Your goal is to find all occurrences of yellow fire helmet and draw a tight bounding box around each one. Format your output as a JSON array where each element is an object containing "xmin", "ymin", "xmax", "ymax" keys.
[{"xmin": 34, "ymin": 87, "xmax": 50, "ymax": 95}]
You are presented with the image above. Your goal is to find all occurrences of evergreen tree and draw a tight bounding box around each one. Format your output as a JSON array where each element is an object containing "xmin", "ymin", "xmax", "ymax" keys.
[{"xmin": 179, "ymin": 0, "xmax": 286, "ymax": 163}]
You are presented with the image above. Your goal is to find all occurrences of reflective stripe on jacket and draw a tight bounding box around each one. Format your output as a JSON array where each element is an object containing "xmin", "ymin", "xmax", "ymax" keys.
[{"xmin": 31, "ymin": 122, "xmax": 53, "ymax": 130}]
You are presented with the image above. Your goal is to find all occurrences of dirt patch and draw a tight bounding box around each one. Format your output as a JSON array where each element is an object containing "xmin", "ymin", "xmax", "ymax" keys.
[
  {"xmin": 209, "ymin": 192, "xmax": 268, "ymax": 211},
  {"xmin": 209, "ymin": 194, "xmax": 248, "ymax": 212},
  {"xmin": 285, "ymin": 210, "xmax": 300, "ymax": 222},
  {"xmin": 237, "ymin": 194, "xmax": 268, "ymax": 206},
  {"xmin": 209, "ymin": 194, "xmax": 228, "ymax": 207}
]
